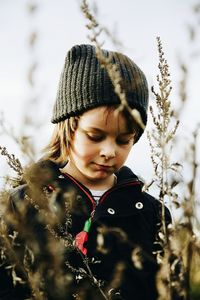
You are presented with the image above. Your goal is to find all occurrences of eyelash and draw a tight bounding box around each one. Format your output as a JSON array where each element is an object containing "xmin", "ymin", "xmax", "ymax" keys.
[
  {"xmin": 86, "ymin": 134, "xmax": 132, "ymax": 145},
  {"xmin": 87, "ymin": 135, "xmax": 102, "ymax": 142}
]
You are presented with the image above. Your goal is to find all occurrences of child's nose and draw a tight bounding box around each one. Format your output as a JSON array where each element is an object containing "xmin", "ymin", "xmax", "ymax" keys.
[{"xmin": 100, "ymin": 141, "xmax": 116, "ymax": 159}]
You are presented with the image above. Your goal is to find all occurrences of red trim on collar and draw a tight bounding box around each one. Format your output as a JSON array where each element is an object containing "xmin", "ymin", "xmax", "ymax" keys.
[{"xmin": 63, "ymin": 173, "xmax": 96, "ymax": 210}]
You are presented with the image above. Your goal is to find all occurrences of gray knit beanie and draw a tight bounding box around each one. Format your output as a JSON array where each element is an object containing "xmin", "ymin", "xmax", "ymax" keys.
[{"xmin": 52, "ymin": 44, "xmax": 149, "ymax": 140}]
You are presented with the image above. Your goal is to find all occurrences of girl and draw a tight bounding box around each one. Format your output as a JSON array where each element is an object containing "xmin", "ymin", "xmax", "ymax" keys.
[{"xmin": 1, "ymin": 44, "xmax": 171, "ymax": 300}]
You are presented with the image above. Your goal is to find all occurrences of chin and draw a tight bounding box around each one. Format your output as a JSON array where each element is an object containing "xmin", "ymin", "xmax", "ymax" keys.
[{"xmin": 92, "ymin": 172, "xmax": 111, "ymax": 181}]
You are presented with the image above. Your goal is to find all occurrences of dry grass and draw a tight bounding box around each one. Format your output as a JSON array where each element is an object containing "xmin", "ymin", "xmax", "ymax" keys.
[{"xmin": 0, "ymin": 1, "xmax": 200, "ymax": 299}]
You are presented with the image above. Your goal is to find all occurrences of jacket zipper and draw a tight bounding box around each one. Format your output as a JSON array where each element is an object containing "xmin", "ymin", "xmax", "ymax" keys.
[
  {"xmin": 63, "ymin": 173, "xmax": 141, "ymax": 255},
  {"xmin": 63, "ymin": 173, "xmax": 141, "ymax": 214}
]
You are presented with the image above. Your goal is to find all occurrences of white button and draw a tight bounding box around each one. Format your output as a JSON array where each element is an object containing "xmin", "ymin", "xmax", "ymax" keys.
[
  {"xmin": 107, "ymin": 208, "xmax": 115, "ymax": 214},
  {"xmin": 58, "ymin": 174, "xmax": 65, "ymax": 179},
  {"xmin": 135, "ymin": 202, "xmax": 143, "ymax": 209}
]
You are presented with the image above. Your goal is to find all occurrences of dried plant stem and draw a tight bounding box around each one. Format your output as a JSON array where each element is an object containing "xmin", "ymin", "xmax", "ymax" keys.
[
  {"xmin": 148, "ymin": 37, "xmax": 183, "ymax": 300},
  {"xmin": 184, "ymin": 127, "xmax": 199, "ymax": 300},
  {"xmin": 80, "ymin": 251, "xmax": 109, "ymax": 300},
  {"xmin": 150, "ymin": 37, "xmax": 178, "ymax": 244},
  {"xmin": 0, "ymin": 218, "xmax": 30, "ymax": 286},
  {"xmin": 160, "ymin": 144, "xmax": 167, "ymax": 240},
  {"xmin": 0, "ymin": 146, "xmax": 23, "ymax": 177},
  {"xmin": 80, "ymin": 0, "xmax": 145, "ymax": 130},
  {"xmin": 25, "ymin": 189, "xmax": 108, "ymax": 298}
]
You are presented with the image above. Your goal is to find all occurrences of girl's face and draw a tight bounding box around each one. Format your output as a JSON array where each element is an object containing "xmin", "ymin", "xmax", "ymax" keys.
[{"xmin": 64, "ymin": 106, "xmax": 135, "ymax": 190}]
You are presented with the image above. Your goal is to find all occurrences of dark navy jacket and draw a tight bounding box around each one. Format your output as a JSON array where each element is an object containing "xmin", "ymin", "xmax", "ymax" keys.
[{"xmin": 0, "ymin": 160, "xmax": 171, "ymax": 300}]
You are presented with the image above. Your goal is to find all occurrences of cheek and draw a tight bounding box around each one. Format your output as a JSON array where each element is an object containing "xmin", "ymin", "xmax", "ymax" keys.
[
  {"xmin": 72, "ymin": 137, "xmax": 97, "ymax": 160},
  {"xmin": 118, "ymin": 146, "xmax": 132, "ymax": 161}
]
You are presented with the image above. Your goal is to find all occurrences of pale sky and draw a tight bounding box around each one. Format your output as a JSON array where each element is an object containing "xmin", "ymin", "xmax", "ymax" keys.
[{"xmin": 0, "ymin": 0, "xmax": 199, "ymax": 202}]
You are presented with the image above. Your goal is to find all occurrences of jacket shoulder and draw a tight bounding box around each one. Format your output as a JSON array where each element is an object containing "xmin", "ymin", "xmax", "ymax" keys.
[
  {"xmin": 7, "ymin": 160, "xmax": 60, "ymax": 210},
  {"xmin": 142, "ymin": 191, "xmax": 172, "ymax": 225}
]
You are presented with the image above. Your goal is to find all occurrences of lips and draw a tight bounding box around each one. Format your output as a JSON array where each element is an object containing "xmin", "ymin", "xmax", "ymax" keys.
[{"xmin": 93, "ymin": 163, "xmax": 114, "ymax": 170}]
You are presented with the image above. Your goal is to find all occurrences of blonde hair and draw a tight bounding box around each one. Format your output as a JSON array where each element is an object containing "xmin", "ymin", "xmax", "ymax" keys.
[
  {"xmin": 43, "ymin": 116, "xmax": 79, "ymax": 166},
  {"xmin": 44, "ymin": 106, "xmax": 141, "ymax": 166}
]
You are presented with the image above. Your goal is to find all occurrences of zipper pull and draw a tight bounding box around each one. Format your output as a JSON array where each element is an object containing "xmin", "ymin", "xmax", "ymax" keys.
[{"xmin": 75, "ymin": 218, "xmax": 91, "ymax": 255}]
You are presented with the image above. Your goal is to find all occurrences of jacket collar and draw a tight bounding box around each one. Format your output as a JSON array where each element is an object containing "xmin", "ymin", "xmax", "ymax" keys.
[
  {"xmin": 29, "ymin": 160, "xmax": 145, "ymax": 219},
  {"xmin": 37, "ymin": 159, "xmax": 140, "ymax": 180},
  {"xmin": 35, "ymin": 159, "xmax": 143, "ymax": 195}
]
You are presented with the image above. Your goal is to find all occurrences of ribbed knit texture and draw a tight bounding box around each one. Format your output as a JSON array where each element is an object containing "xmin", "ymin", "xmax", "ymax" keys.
[{"xmin": 52, "ymin": 44, "xmax": 149, "ymax": 139}]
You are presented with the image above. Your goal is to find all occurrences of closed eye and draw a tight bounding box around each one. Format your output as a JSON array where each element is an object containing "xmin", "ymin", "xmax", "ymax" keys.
[
  {"xmin": 87, "ymin": 135, "xmax": 134, "ymax": 145},
  {"xmin": 82, "ymin": 128, "xmax": 134, "ymax": 144},
  {"xmin": 86, "ymin": 133, "xmax": 104, "ymax": 142},
  {"xmin": 116, "ymin": 138, "xmax": 133, "ymax": 145}
]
